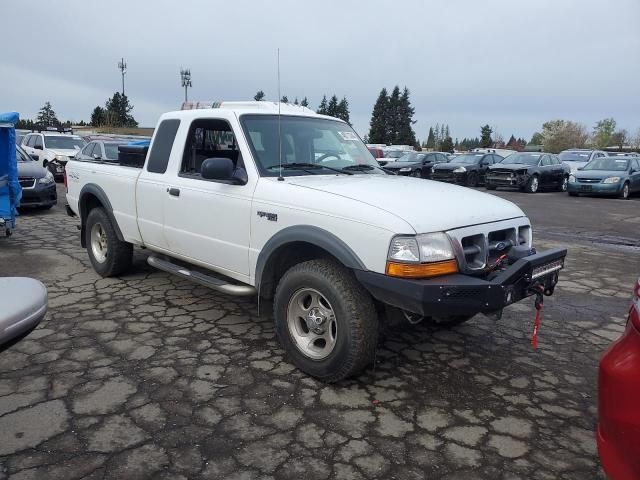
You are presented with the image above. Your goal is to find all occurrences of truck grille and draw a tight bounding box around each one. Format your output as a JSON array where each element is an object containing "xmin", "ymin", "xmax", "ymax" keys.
[
  {"xmin": 448, "ymin": 222, "xmax": 532, "ymax": 272},
  {"xmin": 19, "ymin": 177, "xmax": 36, "ymax": 189}
]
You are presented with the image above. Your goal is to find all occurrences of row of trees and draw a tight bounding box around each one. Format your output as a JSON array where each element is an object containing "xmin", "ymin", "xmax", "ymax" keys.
[
  {"xmin": 529, "ymin": 118, "xmax": 638, "ymax": 153},
  {"xmin": 367, "ymin": 86, "xmax": 417, "ymax": 146},
  {"xmin": 424, "ymin": 124, "xmax": 453, "ymax": 152},
  {"xmin": 253, "ymin": 91, "xmax": 351, "ymax": 124}
]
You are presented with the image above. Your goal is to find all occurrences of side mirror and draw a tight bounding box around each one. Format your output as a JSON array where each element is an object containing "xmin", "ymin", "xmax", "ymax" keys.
[
  {"xmin": 577, "ymin": 167, "xmax": 583, "ymax": 171},
  {"xmin": 30, "ymin": 154, "xmax": 39, "ymax": 161},
  {"xmin": 34, "ymin": 144, "xmax": 43, "ymax": 151},
  {"xmin": 201, "ymin": 158, "xmax": 246, "ymax": 185},
  {"xmin": 93, "ymin": 154, "xmax": 101, "ymax": 160}
]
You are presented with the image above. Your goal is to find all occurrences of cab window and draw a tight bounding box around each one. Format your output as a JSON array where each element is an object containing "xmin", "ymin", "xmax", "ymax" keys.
[
  {"xmin": 180, "ymin": 118, "xmax": 243, "ymax": 178},
  {"xmin": 34, "ymin": 135, "xmax": 43, "ymax": 149}
]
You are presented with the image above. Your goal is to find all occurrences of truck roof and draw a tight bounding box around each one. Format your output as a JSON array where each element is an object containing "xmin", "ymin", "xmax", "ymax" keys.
[{"xmin": 174, "ymin": 101, "xmax": 338, "ymax": 121}]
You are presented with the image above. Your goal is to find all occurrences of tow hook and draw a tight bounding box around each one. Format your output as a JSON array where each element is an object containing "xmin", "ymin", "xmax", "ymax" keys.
[{"xmin": 529, "ymin": 284, "xmax": 545, "ymax": 349}]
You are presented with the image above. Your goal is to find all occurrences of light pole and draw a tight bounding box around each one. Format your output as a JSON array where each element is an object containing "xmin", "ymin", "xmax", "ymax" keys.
[
  {"xmin": 180, "ymin": 68, "xmax": 192, "ymax": 103},
  {"xmin": 117, "ymin": 58, "xmax": 127, "ymax": 96}
]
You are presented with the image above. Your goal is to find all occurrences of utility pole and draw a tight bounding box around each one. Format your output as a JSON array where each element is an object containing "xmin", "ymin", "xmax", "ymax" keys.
[
  {"xmin": 180, "ymin": 68, "xmax": 192, "ymax": 102},
  {"xmin": 117, "ymin": 58, "xmax": 127, "ymax": 96}
]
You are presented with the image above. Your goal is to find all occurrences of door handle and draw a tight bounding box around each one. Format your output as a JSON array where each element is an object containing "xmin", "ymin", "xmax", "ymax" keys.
[{"xmin": 167, "ymin": 187, "xmax": 180, "ymax": 197}]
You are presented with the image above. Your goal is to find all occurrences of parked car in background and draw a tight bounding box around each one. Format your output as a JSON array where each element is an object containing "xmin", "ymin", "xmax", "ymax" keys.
[
  {"xmin": 383, "ymin": 151, "xmax": 449, "ymax": 178},
  {"xmin": 558, "ymin": 149, "xmax": 607, "ymax": 173},
  {"xmin": 75, "ymin": 138, "xmax": 130, "ymax": 162},
  {"xmin": 486, "ymin": 152, "xmax": 570, "ymax": 193},
  {"xmin": 16, "ymin": 144, "xmax": 57, "ymax": 209},
  {"xmin": 367, "ymin": 146, "xmax": 385, "ymax": 159},
  {"xmin": 431, "ymin": 152, "xmax": 501, "ymax": 187},
  {"xmin": 378, "ymin": 149, "xmax": 408, "ymax": 166},
  {"xmin": 472, "ymin": 148, "xmax": 517, "ymax": 158},
  {"xmin": 568, "ymin": 156, "xmax": 640, "ymax": 199},
  {"xmin": 15, "ymin": 129, "xmax": 29, "ymax": 146},
  {"xmin": 607, "ymin": 152, "xmax": 640, "ymax": 157},
  {"xmin": 597, "ymin": 277, "xmax": 640, "ymax": 480},
  {"xmin": 21, "ymin": 130, "xmax": 86, "ymax": 179}
]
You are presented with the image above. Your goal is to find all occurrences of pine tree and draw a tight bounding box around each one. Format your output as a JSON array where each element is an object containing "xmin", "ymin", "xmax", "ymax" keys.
[
  {"xmin": 37, "ymin": 101, "xmax": 59, "ymax": 127},
  {"xmin": 441, "ymin": 136, "xmax": 454, "ymax": 153},
  {"xmin": 368, "ymin": 88, "xmax": 389, "ymax": 144},
  {"xmin": 336, "ymin": 97, "xmax": 351, "ymax": 124},
  {"xmin": 104, "ymin": 92, "xmax": 138, "ymax": 128},
  {"xmin": 387, "ymin": 86, "xmax": 401, "ymax": 143},
  {"xmin": 426, "ymin": 127, "xmax": 435, "ymax": 150},
  {"xmin": 90, "ymin": 106, "xmax": 105, "ymax": 127},
  {"xmin": 280, "ymin": 95, "xmax": 289, "ymax": 103},
  {"xmin": 317, "ymin": 95, "xmax": 328, "ymax": 115},
  {"xmin": 300, "ymin": 97, "xmax": 309, "ymax": 107},
  {"xmin": 254, "ymin": 90, "xmax": 265, "ymax": 101},
  {"xmin": 293, "ymin": 97, "xmax": 299, "ymax": 105},
  {"xmin": 396, "ymin": 87, "xmax": 416, "ymax": 146},
  {"xmin": 327, "ymin": 95, "xmax": 339, "ymax": 117},
  {"xmin": 480, "ymin": 125, "xmax": 493, "ymax": 148}
]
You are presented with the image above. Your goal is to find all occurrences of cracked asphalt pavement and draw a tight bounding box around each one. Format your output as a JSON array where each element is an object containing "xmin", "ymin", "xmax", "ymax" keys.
[{"xmin": 0, "ymin": 184, "xmax": 639, "ymax": 479}]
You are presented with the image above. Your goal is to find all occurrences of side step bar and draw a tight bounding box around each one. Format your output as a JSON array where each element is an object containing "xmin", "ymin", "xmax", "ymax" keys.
[{"xmin": 147, "ymin": 256, "xmax": 256, "ymax": 297}]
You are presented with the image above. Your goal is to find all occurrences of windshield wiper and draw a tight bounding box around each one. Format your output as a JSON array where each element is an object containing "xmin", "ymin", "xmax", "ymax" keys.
[
  {"xmin": 341, "ymin": 164, "xmax": 380, "ymax": 174},
  {"xmin": 267, "ymin": 163, "xmax": 352, "ymax": 175}
]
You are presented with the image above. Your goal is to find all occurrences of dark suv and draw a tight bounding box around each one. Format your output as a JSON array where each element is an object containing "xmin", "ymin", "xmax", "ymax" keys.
[
  {"xmin": 382, "ymin": 151, "xmax": 449, "ymax": 178},
  {"xmin": 431, "ymin": 152, "xmax": 502, "ymax": 187}
]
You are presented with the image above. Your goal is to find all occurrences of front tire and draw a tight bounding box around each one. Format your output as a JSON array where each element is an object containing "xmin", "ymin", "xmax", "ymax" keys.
[
  {"xmin": 525, "ymin": 175, "xmax": 539, "ymax": 193},
  {"xmin": 559, "ymin": 176, "xmax": 568, "ymax": 192},
  {"xmin": 466, "ymin": 172, "xmax": 479, "ymax": 187},
  {"xmin": 273, "ymin": 259, "xmax": 378, "ymax": 382},
  {"xmin": 85, "ymin": 208, "xmax": 132, "ymax": 277},
  {"xmin": 619, "ymin": 182, "xmax": 630, "ymax": 200},
  {"xmin": 411, "ymin": 169, "xmax": 422, "ymax": 178}
]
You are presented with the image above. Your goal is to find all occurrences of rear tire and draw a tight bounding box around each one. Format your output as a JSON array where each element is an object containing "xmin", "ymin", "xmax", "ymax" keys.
[
  {"xmin": 525, "ymin": 175, "xmax": 539, "ymax": 193},
  {"xmin": 273, "ymin": 259, "xmax": 378, "ymax": 382},
  {"xmin": 85, "ymin": 208, "xmax": 132, "ymax": 277}
]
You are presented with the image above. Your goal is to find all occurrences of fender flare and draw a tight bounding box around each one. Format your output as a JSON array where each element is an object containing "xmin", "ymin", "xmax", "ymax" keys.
[
  {"xmin": 78, "ymin": 183, "xmax": 125, "ymax": 246},
  {"xmin": 255, "ymin": 225, "xmax": 367, "ymax": 290}
]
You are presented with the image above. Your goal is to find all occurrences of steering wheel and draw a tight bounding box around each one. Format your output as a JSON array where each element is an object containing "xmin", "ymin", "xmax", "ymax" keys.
[{"xmin": 316, "ymin": 153, "xmax": 341, "ymax": 163}]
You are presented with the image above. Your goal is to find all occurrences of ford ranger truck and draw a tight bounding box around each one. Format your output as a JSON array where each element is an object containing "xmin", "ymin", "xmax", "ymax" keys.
[{"xmin": 65, "ymin": 101, "xmax": 567, "ymax": 382}]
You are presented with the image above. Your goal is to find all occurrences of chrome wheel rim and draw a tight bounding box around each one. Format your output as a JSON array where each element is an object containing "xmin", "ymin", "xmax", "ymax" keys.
[
  {"xmin": 561, "ymin": 177, "xmax": 568, "ymax": 191},
  {"xmin": 531, "ymin": 177, "xmax": 539, "ymax": 192},
  {"xmin": 90, "ymin": 222, "xmax": 108, "ymax": 263},
  {"xmin": 411, "ymin": 170, "xmax": 421, "ymax": 178},
  {"xmin": 623, "ymin": 184, "xmax": 629, "ymax": 198},
  {"xmin": 286, "ymin": 288, "xmax": 337, "ymax": 360}
]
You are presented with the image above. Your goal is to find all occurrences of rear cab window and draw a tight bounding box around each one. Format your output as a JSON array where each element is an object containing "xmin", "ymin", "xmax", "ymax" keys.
[{"xmin": 147, "ymin": 119, "xmax": 181, "ymax": 174}]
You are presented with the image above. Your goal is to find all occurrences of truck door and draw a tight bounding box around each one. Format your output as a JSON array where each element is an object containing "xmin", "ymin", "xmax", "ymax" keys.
[
  {"xmin": 162, "ymin": 116, "xmax": 254, "ymax": 278},
  {"xmin": 136, "ymin": 119, "xmax": 182, "ymax": 250}
]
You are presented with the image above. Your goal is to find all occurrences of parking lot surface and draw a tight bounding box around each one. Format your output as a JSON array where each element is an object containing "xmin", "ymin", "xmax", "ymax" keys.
[{"xmin": 0, "ymin": 184, "xmax": 639, "ymax": 479}]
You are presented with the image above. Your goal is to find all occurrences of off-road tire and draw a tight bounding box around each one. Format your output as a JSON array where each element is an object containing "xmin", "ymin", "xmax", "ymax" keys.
[
  {"xmin": 525, "ymin": 175, "xmax": 539, "ymax": 193},
  {"xmin": 85, "ymin": 207, "xmax": 132, "ymax": 277},
  {"xmin": 273, "ymin": 259, "xmax": 378, "ymax": 382}
]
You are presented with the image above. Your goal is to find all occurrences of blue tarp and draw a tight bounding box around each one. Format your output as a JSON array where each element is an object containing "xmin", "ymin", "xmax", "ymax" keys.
[{"xmin": 0, "ymin": 111, "xmax": 22, "ymax": 229}]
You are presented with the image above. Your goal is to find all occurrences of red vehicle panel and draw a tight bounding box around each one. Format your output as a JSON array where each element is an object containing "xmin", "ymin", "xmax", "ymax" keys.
[{"xmin": 597, "ymin": 278, "xmax": 640, "ymax": 480}]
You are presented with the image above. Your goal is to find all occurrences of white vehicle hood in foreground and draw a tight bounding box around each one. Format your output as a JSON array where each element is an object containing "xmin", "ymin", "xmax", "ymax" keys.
[{"xmin": 284, "ymin": 174, "xmax": 525, "ymax": 233}]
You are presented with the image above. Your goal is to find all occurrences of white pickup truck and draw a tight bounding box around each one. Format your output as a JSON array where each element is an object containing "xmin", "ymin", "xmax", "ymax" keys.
[{"xmin": 65, "ymin": 102, "xmax": 566, "ymax": 382}]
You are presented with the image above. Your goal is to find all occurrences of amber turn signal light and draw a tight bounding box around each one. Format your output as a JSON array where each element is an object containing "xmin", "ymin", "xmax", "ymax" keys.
[{"xmin": 385, "ymin": 259, "xmax": 458, "ymax": 279}]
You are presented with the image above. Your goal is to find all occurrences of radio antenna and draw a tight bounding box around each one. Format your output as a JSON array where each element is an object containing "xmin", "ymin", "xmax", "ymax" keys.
[{"xmin": 277, "ymin": 48, "xmax": 284, "ymax": 181}]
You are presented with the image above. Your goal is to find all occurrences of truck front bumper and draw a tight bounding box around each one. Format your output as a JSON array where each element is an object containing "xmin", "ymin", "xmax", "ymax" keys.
[{"xmin": 355, "ymin": 248, "xmax": 567, "ymax": 317}]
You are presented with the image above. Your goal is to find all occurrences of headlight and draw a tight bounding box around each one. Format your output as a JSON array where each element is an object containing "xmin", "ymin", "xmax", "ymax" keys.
[
  {"xmin": 453, "ymin": 167, "xmax": 466, "ymax": 173},
  {"xmin": 399, "ymin": 167, "xmax": 412, "ymax": 172},
  {"xmin": 38, "ymin": 171, "xmax": 55, "ymax": 185},
  {"xmin": 568, "ymin": 174, "xmax": 576, "ymax": 183},
  {"xmin": 602, "ymin": 177, "xmax": 620, "ymax": 184},
  {"xmin": 386, "ymin": 233, "xmax": 458, "ymax": 278},
  {"xmin": 55, "ymin": 155, "xmax": 69, "ymax": 162}
]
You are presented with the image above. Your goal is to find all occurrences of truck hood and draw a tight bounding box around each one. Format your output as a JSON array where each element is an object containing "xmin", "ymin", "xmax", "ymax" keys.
[
  {"xmin": 47, "ymin": 148, "xmax": 79, "ymax": 158},
  {"xmin": 283, "ymin": 174, "xmax": 525, "ymax": 233}
]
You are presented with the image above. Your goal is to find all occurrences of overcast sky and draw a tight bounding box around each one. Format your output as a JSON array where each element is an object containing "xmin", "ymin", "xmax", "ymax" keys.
[{"xmin": 3, "ymin": 0, "xmax": 639, "ymax": 141}]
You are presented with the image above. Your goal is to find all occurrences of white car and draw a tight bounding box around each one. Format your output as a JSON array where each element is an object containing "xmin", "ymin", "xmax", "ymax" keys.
[
  {"xmin": 21, "ymin": 131, "xmax": 86, "ymax": 177},
  {"xmin": 558, "ymin": 149, "xmax": 608, "ymax": 173},
  {"xmin": 65, "ymin": 101, "xmax": 566, "ymax": 382}
]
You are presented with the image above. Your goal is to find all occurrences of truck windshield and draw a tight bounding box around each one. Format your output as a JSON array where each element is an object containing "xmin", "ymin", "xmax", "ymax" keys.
[
  {"xmin": 44, "ymin": 136, "xmax": 86, "ymax": 150},
  {"xmin": 241, "ymin": 115, "xmax": 382, "ymax": 176}
]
